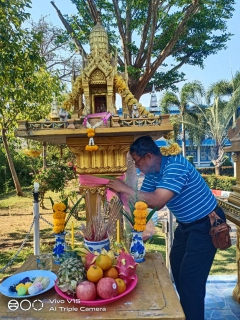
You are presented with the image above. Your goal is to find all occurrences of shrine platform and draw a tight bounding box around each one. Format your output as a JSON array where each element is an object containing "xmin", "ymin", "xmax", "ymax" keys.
[{"xmin": 0, "ymin": 253, "xmax": 185, "ymax": 320}]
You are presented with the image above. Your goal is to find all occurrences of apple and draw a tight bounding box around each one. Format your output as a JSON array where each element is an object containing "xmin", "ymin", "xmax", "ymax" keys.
[
  {"xmin": 97, "ymin": 277, "xmax": 118, "ymax": 299},
  {"xmin": 76, "ymin": 281, "xmax": 97, "ymax": 301}
]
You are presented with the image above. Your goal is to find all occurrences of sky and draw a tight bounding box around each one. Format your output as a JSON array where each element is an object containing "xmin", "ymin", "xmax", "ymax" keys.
[{"xmin": 28, "ymin": 0, "xmax": 240, "ymax": 107}]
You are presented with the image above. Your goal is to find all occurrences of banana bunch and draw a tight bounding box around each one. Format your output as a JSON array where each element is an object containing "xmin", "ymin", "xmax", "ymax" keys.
[
  {"xmin": 112, "ymin": 241, "xmax": 129, "ymax": 254},
  {"xmin": 71, "ymin": 246, "xmax": 116, "ymax": 268}
]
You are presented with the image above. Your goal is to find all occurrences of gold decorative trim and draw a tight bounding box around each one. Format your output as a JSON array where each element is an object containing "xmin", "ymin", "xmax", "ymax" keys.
[
  {"xmin": 217, "ymin": 198, "xmax": 240, "ymax": 217},
  {"xmin": 76, "ymin": 166, "xmax": 127, "ymax": 175},
  {"xmin": 79, "ymin": 186, "xmax": 107, "ymax": 196}
]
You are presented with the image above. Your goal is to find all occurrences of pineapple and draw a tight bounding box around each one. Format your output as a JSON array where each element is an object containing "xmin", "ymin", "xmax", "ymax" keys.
[{"xmin": 57, "ymin": 257, "xmax": 86, "ymax": 296}]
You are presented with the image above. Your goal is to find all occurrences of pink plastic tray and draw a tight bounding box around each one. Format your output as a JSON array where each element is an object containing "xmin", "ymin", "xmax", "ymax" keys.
[{"xmin": 54, "ymin": 276, "xmax": 138, "ymax": 306}]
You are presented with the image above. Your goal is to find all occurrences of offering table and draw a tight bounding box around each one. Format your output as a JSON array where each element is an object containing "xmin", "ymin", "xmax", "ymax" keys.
[{"xmin": 0, "ymin": 252, "xmax": 185, "ymax": 320}]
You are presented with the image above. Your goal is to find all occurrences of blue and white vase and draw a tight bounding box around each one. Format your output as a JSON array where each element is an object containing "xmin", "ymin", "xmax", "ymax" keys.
[
  {"xmin": 130, "ymin": 230, "xmax": 146, "ymax": 263},
  {"xmin": 84, "ymin": 237, "xmax": 110, "ymax": 254},
  {"xmin": 53, "ymin": 232, "xmax": 66, "ymax": 264}
]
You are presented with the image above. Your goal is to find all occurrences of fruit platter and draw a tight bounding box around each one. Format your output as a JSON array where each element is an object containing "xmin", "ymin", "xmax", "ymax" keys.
[
  {"xmin": 54, "ymin": 248, "xmax": 138, "ymax": 306},
  {"xmin": 0, "ymin": 270, "xmax": 57, "ymax": 298}
]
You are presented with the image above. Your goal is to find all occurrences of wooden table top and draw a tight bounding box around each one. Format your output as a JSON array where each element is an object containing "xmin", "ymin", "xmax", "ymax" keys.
[{"xmin": 0, "ymin": 252, "xmax": 185, "ymax": 320}]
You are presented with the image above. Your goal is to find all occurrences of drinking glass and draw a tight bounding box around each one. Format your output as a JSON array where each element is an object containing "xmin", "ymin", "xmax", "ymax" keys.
[{"xmin": 36, "ymin": 253, "xmax": 52, "ymax": 271}]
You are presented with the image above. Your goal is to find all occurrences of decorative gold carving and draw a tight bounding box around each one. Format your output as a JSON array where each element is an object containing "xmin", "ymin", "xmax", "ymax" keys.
[
  {"xmin": 91, "ymin": 88, "xmax": 107, "ymax": 94},
  {"xmin": 111, "ymin": 116, "xmax": 120, "ymax": 127},
  {"xmin": 90, "ymin": 69, "xmax": 106, "ymax": 84},
  {"xmin": 67, "ymin": 136, "xmax": 133, "ymax": 176},
  {"xmin": 79, "ymin": 186, "xmax": 107, "ymax": 196},
  {"xmin": 76, "ymin": 166, "xmax": 127, "ymax": 175},
  {"xmin": 217, "ymin": 198, "xmax": 240, "ymax": 217}
]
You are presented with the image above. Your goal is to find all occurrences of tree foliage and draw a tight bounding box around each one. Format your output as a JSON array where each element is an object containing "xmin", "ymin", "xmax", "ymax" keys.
[
  {"xmin": 160, "ymin": 80, "xmax": 205, "ymax": 156},
  {"xmin": 28, "ymin": 16, "xmax": 81, "ymax": 83},
  {"xmin": 52, "ymin": 0, "xmax": 235, "ymax": 99},
  {"xmin": 0, "ymin": 0, "xmax": 63, "ymax": 195},
  {"xmin": 175, "ymin": 72, "xmax": 240, "ymax": 174}
]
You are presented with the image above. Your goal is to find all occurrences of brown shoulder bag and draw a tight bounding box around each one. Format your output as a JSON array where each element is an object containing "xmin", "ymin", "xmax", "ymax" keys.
[{"xmin": 209, "ymin": 217, "xmax": 232, "ymax": 250}]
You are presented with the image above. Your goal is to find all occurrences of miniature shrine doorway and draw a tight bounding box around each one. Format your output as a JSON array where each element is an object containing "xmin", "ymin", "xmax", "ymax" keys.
[{"xmin": 94, "ymin": 95, "xmax": 107, "ymax": 113}]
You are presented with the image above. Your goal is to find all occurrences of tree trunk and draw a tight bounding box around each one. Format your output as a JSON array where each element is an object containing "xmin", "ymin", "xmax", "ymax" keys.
[
  {"xmin": 182, "ymin": 121, "xmax": 186, "ymax": 157},
  {"xmin": 42, "ymin": 142, "xmax": 47, "ymax": 169},
  {"xmin": 1, "ymin": 128, "xmax": 23, "ymax": 196},
  {"xmin": 215, "ymin": 165, "xmax": 220, "ymax": 176}
]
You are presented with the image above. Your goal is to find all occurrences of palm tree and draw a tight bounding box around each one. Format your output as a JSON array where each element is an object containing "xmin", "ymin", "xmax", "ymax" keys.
[
  {"xmin": 160, "ymin": 81, "xmax": 205, "ymax": 157},
  {"xmin": 184, "ymin": 76, "xmax": 240, "ymax": 175}
]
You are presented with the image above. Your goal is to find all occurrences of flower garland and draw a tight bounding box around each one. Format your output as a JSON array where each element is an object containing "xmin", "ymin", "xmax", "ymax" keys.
[
  {"xmin": 159, "ymin": 131, "xmax": 182, "ymax": 156},
  {"xmin": 83, "ymin": 113, "xmax": 111, "ymax": 152},
  {"xmin": 121, "ymin": 200, "xmax": 157, "ymax": 232},
  {"xmin": 114, "ymin": 75, "xmax": 154, "ymax": 118},
  {"xmin": 52, "ymin": 202, "xmax": 67, "ymax": 234},
  {"xmin": 23, "ymin": 149, "xmax": 42, "ymax": 158},
  {"xmin": 133, "ymin": 201, "xmax": 148, "ymax": 232},
  {"xmin": 160, "ymin": 143, "xmax": 182, "ymax": 156}
]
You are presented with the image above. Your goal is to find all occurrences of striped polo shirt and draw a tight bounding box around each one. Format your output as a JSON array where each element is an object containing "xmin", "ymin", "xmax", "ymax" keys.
[{"xmin": 140, "ymin": 155, "xmax": 217, "ymax": 223}]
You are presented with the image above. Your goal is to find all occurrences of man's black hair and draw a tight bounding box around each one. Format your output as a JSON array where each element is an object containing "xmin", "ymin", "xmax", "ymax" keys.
[{"xmin": 130, "ymin": 135, "xmax": 161, "ymax": 156}]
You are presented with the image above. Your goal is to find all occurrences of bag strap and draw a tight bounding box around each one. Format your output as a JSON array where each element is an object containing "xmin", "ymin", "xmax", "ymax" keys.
[{"xmin": 208, "ymin": 211, "xmax": 221, "ymax": 227}]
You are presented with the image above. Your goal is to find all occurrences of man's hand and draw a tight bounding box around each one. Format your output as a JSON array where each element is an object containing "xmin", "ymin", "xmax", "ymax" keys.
[{"xmin": 106, "ymin": 179, "xmax": 134, "ymax": 195}]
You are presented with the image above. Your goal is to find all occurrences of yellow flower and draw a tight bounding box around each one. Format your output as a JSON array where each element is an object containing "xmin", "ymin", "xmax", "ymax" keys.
[
  {"xmin": 163, "ymin": 131, "xmax": 174, "ymax": 140},
  {"xmin": 160, "ymin": 146, "xmax": 169, "ymax": 156},
  {"xmin": 53, "ymin": 202, "xmax": 66, "ymax": 212},
  {"xmin": 134, "ymin": 201, "xmax": 148, "ymax": 210},
  {"xmin": 53, "ymin": 225, "xmax": 65, "ymax": 234},
  {"xmin": 92, "ymin": 145, "xmax": 98, "ymax": 151},
  {"xmin": 133, "ymin": 209, "xmax": 148, "ymax": 218},
  {"xmin": 53, "ymin": 211, "xmax": 66, "ymax": 219},
  {"xmin": 168, "ymin": 143, "xmax": 182, "ymax": 155},
  {"xmin": 87, "ymin": 132, "xmax": 95, "ymax": 137},
  {"xmin": 53, "ymin": 218, "xmax": 65, "ymax": 226},
  {"xmin": 133, "ymin": 224, "xmax": 146, "ymax": 232},
  {"xmin": 160, "ymin": 143, "xmax": 181, "ymax": 156},
  {"xmin": 134, "ymin": 218, "xmax": 147, "ymax": 225},
  {"xmin": 86, "ymin": 128, "xmax": 94, "ymax": 133}
]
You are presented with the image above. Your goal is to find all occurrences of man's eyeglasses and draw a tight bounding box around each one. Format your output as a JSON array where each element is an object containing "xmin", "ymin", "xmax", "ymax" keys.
[{"xmin": 132, "ymin": 155, "xmax": 145, "ymax": 166}]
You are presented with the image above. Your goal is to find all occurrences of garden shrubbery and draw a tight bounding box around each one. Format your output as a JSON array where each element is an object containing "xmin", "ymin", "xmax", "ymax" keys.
[
  {"xmin": 197, "ymin": 166, "xmax": 234, "ymax": 176},
  {"xmin": 201, "ymin": 174, "xmax": 236, "ymax": 191}
]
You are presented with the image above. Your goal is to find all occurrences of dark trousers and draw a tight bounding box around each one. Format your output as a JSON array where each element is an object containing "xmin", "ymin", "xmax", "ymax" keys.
[{"xmin": 170, "ymin": 206, "xmax": 226, "ymax": 320}]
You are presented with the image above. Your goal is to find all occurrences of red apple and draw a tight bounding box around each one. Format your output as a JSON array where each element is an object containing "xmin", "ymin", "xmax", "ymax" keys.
[
  {"xmin": 97, "ymin": 277, "xmax": 118, "ymax": 299},
  {"xmin": 76, "ymin": 281, "xmax": 97, "ymax": 301}
]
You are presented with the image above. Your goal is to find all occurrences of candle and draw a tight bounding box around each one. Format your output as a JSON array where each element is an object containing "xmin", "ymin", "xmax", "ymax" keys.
[
  {"xmin": 71, "ymin": 221, "xmax": 74, "ymax": 249},
  {"xmin": 117, "ymin": 220, "xmax": 120, "ymax": 244}
]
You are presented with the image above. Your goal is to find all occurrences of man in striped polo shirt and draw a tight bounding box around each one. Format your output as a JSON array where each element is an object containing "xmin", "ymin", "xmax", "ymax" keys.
[{"xmin": 107, "ymin": 135, "xmax": 226, "ymax": 320}]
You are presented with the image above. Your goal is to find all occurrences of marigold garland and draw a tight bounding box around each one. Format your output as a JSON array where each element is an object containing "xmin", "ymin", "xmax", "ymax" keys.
[
  {"xmin": 53, "ymin": 212, "xmax": 66, "ymax": 219},
  {"xmin": 53, "ymin": 226, "xmax": 65, "ymax": 234},
  {"xmin": 53, "ymin": 203, "xmax": 66, "ymax": 212},
  {"xmin": 52, "ymin": 201, "xmax": 67, "ymax": 234},
  {"xmin": 83, "ymin": 114, "xmax": 110, "ymax": 151},
  {"xmin": 132, "ymin": 202, "xmax": 149, "ymax": 231},
  {"xmin": 23, "ymin": 149, "xmax": 42, "ymax": 158},
  {"xmin": 160, "ymin": 143, "xmax": 182, "ymax": 156},
  {"xmin": 114, "ymin": 75, "xmax": 154, "ymax": 118},
  {"xmin": 53, "ymin": 218, "xmax": 65, "ymax": 226}
]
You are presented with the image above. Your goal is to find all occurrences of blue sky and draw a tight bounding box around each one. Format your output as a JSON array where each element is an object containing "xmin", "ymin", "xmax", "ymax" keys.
[{"xmin": 28, "ymin": 0, "xmax": 240, "ymax": 107}]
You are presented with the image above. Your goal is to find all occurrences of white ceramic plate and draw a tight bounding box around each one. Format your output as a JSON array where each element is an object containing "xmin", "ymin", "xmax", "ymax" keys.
[{"xmin": 0, "ymin": 270, "xmax": 57, "ymax": 298}]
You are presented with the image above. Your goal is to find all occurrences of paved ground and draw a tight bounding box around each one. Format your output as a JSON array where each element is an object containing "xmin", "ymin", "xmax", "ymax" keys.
[{"xmin": 205, "ymin": 275, "xmax": 239, "ymax": 320}]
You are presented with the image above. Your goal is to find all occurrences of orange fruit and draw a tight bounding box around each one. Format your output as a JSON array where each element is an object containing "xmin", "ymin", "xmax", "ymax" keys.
[
  {"xmin": 115, "ymin": 278, "xmax": 126, "ymax": 295},
  {"xmin": 103, "ymin": 267, "xmax": 119, "ymax": 279},
  {"xmin": 95, "ymin": 254, "xmax": 113, "ymax": 271},
  {"xmin": 87, "ymin": 265, "xmax": 103, "ymax": 283}
]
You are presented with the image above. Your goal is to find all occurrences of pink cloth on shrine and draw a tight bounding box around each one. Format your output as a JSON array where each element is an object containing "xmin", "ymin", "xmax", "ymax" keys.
[{"xmin": 79, "ymin": 174, "xmax": 126, "ymax": 202}]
